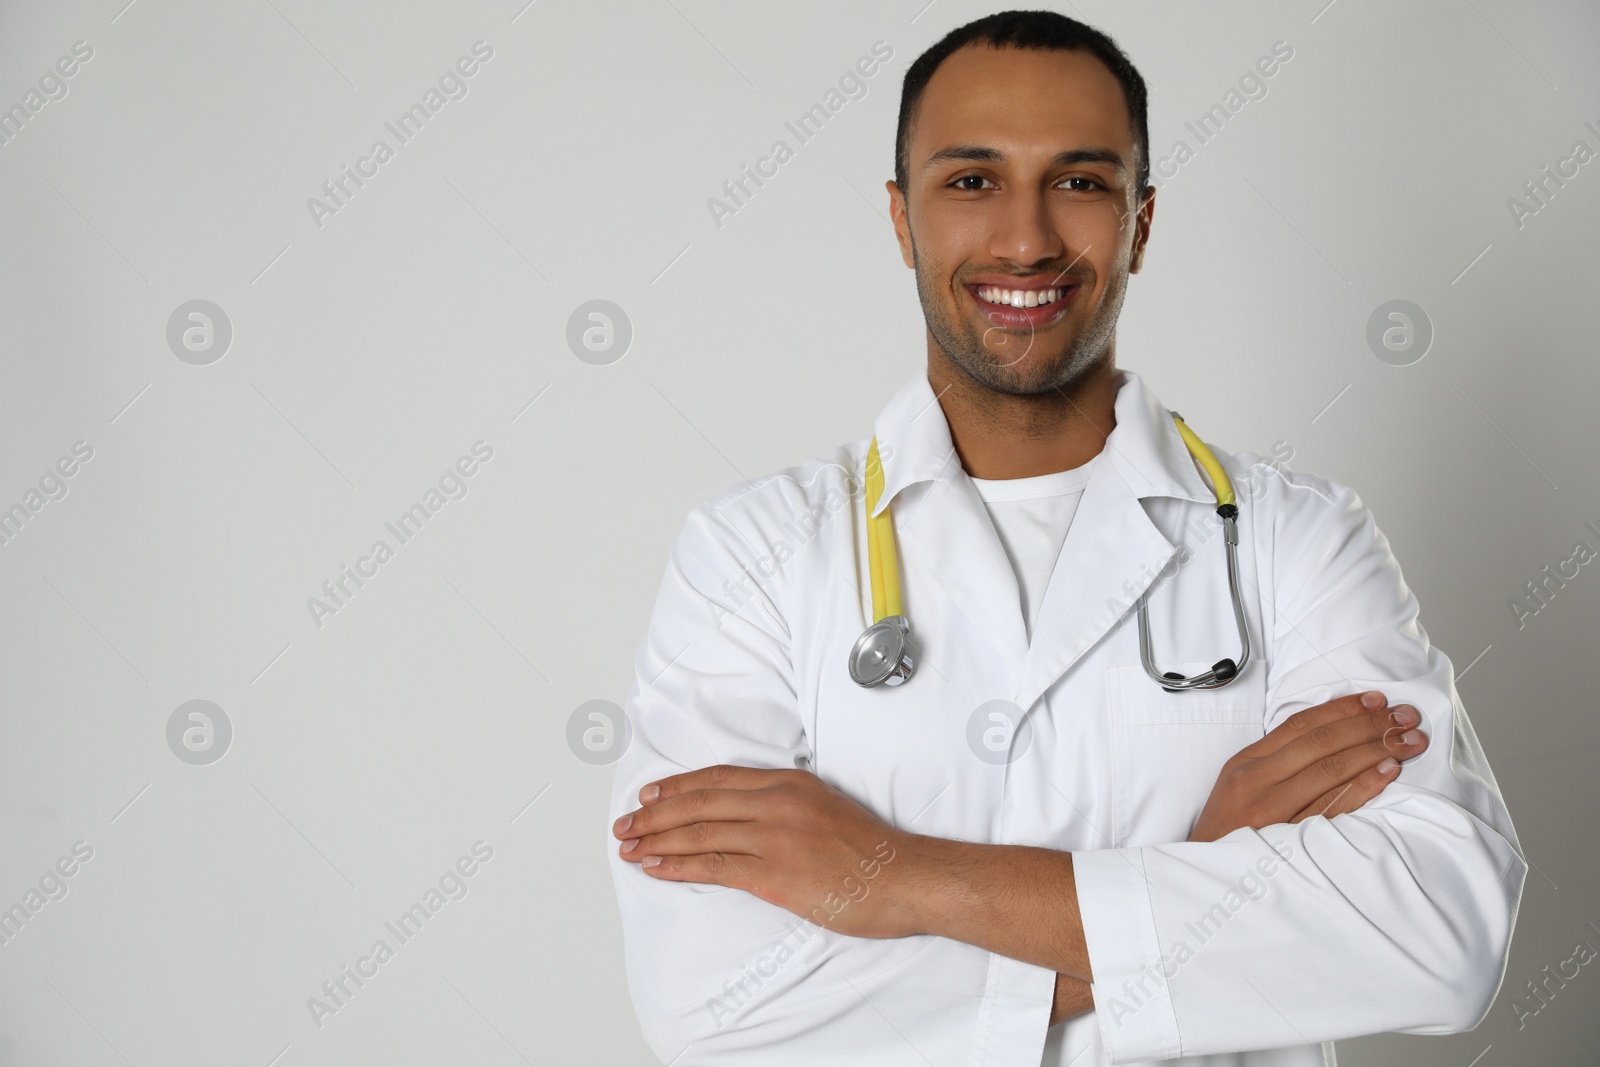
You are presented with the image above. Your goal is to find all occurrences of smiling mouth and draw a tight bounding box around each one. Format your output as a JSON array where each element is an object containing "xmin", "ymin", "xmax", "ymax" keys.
[
  {"xmin": 970, "ymin": 284, "xmax": 1072, "ymax": 308},
  {"xmin": 965, "ymin": 281, "xmax": 1079, "ymax": 327}
]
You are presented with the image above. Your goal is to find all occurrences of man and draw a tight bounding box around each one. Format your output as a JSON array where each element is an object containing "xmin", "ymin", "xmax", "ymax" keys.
[{"xmin": 608, "ymin": 10, "xmax": 1523, "ymax": 1065}]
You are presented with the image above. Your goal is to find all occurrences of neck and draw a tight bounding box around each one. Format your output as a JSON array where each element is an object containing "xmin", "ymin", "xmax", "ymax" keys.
[{"xmin": 928, "ymin": 352, "xmax": 1120, "ymax": 480}]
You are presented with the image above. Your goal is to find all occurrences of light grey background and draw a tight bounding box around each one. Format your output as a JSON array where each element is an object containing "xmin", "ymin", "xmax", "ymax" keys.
[{"xmin": 1, "ymin": 0, "xmax": 1596, "ymax": 1064}]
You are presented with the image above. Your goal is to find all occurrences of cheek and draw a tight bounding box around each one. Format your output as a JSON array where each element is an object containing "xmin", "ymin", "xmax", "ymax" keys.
[
  {"xmin": 1060, "ymin": 199, "xmax": 1131, "ymax": 246},
  {"xmin": 919, "ymin": 200, "xmax": 998, "ymax": 255},
  {"xmin": 1084, "ymin": 209, "xmax": 1138, "ymax": 275}
]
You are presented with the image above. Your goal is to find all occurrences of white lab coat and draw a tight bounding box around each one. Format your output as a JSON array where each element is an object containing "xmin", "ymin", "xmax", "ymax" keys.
[{"xmin": 607, "ymin": 368, "xmax": 1524, "ymax": 1066}]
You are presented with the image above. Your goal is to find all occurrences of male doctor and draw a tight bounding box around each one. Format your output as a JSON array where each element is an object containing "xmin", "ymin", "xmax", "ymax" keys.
[{"xmin": 609, "ymin": 10, "xmax": 1523, "ymax": 1065}]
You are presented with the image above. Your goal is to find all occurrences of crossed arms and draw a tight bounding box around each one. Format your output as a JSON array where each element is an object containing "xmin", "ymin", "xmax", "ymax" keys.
[
  {"xmin": 613, "ymin": 690, "xmax": 1430, "ymax": 1023},
  {"xmin": 608, "ymin": 488, "xmax": 1525, "ymax": 1063}
]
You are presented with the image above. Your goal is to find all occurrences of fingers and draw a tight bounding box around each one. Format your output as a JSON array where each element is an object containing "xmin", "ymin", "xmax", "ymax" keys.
[
  {"xmin": 636, "ymin": 764, "xmax": 790, "ymax": 806},
  {"xmin": 1233, "ymin": 691, "xmax": 1385, "ymax": 761},
  {"xmin": 1275, "ymin": 721, "xmax": 1429, "ymax": 817},
  {"xmin": 635, "ymin": 850, "xmax": 761, "ymax": 890},
  {"xmin": 1292, "ymin": 757, "xmax": 1401, "ymax": 823},
  {"xmin": 1256, "ymin": 701, "xmax": 1420, "ymax": 786},
  {"xmin": 613, "ymin": 787, "xmax": 759, "ymax": 841},
  {"xmin": 618, "ymin": 821, "xmax": 764, "ymax": 861}
]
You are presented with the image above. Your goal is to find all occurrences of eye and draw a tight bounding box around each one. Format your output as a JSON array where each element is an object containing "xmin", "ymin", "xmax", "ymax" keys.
[
  {"xmin": 1059, "ymin": 176, "xmax": 1104, "ymax": 192},
  {"xmin": 949, "ymin": 174, "xmax": 996, "ymax": 191}
]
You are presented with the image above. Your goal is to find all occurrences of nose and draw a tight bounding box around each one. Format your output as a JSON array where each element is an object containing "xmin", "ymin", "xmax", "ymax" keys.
[{"xmin": 989, "ymin": 187, "xmax": 1064, "ymax": 268}]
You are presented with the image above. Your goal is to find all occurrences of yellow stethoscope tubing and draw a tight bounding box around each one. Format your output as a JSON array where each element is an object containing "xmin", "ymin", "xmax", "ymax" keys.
[
  {"xmin": 864, "ymin": 436, "xmax": 903, "ymax": 623},
  {"xmin": 1171, "ymin": 414, "xmax": 1234, "ymax": 507}
]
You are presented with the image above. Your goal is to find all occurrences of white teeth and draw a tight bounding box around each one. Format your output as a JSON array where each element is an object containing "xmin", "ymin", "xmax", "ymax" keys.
[{"xmin": 976, "ymin": 285, "xmax": 1064, "ymax": 307}]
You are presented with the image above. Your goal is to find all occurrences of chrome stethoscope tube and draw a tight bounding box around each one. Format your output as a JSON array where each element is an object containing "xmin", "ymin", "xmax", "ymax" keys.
[{"xmin": 1136, "ymin": 504, "xmax": 1251, "ymax": 692}]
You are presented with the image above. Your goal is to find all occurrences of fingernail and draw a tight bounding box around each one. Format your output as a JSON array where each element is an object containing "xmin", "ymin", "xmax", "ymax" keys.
[
  {"xmin": 1361, "ymin": 691, "xmax": 1385, "ymax": 710},
  {"xmin": 1377, "ymin": 757, "xmax": 1399, "ymax": 774},
  {"xmin": 613, "ymin": 814, "xmax": 632, "ymax": 835},
  {"xmin": 640, "ymin": 784, "xmax": 660, "ymax": 803},
  {"xmin": 620, "ymin": 837, "xmax": 637, "ymax": 853},
  {"xmin": 642, "ymin": 855, "xmax": 662, "ymax": 868},
  {"xmin": 1389, "ymin": 706, "xmax": 1418, "ymax": 727},
  {"xmin": 1401, "ymin": 729, "xmax": 1422, "ymax": 746}
]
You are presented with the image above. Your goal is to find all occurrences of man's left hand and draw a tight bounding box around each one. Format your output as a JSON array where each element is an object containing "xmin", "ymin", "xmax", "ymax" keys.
[{"xmin": 613, "ymin": 766, "xmax": 918, "ymax": 939}]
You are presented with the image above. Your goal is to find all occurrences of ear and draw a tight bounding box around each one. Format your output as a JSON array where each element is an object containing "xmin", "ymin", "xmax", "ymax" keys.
[
  {"xmin": 887, "ymin": 180, "xmax": 915, "ymax": 269},
  {"xmin": 1128, "ymin": 186, "xmax": 1156, "ymax": 274}
]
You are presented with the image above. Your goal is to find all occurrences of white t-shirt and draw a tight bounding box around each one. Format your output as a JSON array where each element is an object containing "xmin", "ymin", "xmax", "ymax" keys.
[{"xmin": 967, "ymin": 454, "xmax": 1098, "ymax": 644}]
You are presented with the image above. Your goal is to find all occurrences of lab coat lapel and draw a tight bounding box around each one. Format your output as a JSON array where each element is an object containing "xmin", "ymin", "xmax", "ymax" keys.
[
  {"xmin": 1013, "ymin": 464, "xmax": 1175, "ymax": 711},
  {"xmin": 1013, "ymin": 370, "xmax": 1219, "ymax": 712}
]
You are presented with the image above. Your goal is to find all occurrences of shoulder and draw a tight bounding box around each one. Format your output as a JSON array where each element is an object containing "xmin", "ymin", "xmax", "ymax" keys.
[
  {"xmin": 1204, "ymin": 439, "xmax": 1358, "ymax": 529},
  {"xmin": 1202, "ymin": 440, "xmax": 1388, "ymax": 584},
  {"xmin": 1205, "ymin": 441, "xmax": 1407, "ymax": 614},
  {"xmin": 668, "ymin": 440, "xmax": 868, "ymax": 584},
  {"xmin": 694, "ymin": 440, "xmax": 868, "ymax": 537},
  {"xmin": 702, "ymin": 440, "xmax": 869, "ymax": 518}
]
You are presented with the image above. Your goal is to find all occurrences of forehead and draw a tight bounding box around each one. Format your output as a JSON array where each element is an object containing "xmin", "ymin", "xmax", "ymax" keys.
[{"xmin": 912, "ymin": 44, "xmax": 1133, "ymax": 166}]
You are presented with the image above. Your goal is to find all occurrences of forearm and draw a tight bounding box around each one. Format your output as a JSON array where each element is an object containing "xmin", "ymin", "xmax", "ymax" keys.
[
  {"xmin": 900, "ymin": 833, "xmax": 1093, "ymax": 983},
  {"xmin": 1051, "ymin": 973, "xmax": 1093, "ymax": 1026}
]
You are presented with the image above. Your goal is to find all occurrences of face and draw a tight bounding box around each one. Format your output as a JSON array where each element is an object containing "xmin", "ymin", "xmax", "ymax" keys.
[{"xmin": 888, "ymin": 44, "xmax": 1154, "ymax": 396}]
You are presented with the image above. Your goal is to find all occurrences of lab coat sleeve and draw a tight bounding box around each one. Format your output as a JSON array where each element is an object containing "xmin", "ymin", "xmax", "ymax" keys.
[
  {"xmin": 609, "ymin": 502, "xmax": 986, "ymax": 1066},
  {"xmin": 607, "ymin": 501, "xmax": 811, "ymax": 1063},
  {"xmin": 1073, "ymin": 479, "xmax": 1526, "ymax": 1063}
]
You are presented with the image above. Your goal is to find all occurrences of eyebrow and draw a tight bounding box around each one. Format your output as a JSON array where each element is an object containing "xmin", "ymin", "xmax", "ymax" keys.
[{"xmin": 922, "ymin": 145, "xmax": 1127, "ymax": 173}]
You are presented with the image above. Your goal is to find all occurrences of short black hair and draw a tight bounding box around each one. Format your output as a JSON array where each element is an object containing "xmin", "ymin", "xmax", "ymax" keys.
[{"xmin": 894, "ymin": 9, "xmax": 1150, "ymax": 198}]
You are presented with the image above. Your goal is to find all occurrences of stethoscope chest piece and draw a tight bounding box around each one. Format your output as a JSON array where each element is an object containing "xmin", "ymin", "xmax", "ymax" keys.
[{"xmin": 848, "ymin": 615, "xmax": 914, "ymax": 687}]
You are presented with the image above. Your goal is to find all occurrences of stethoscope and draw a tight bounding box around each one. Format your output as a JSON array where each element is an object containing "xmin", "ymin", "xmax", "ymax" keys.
[{"xmin": 847, "ymin": 410, "xmax": 1251, "ymax": 693}]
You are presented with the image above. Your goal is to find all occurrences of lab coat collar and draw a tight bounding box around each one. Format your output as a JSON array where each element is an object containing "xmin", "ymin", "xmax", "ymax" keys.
[
  {"xmin": 868, "ymin": 366, "xmax": 1217, "ymax": 518},
  {"xmin": 867, "ymin": 366, "xmax": 1222, "ymax": 705}
]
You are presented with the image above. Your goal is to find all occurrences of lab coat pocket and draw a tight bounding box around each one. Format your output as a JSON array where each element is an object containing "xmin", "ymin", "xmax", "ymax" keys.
[{"xmin": 1106, "ymin": 661, "xmax": 1265, "ymax": 846}]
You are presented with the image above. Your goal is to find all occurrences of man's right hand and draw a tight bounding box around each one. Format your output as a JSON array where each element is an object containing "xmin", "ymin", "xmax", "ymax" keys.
[{"xmin": 1188, "ymin": 690, "xmax": 1428, "ymax": 843}]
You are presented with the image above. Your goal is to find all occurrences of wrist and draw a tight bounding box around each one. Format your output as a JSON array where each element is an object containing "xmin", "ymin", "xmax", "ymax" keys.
[
  {"xmin": 889, "ymin": 832, "xmax": 961, "ymax": 938},
  {"xmin": 895, "ymin": 836, "xmax": 1093, "ymax": 981}
]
